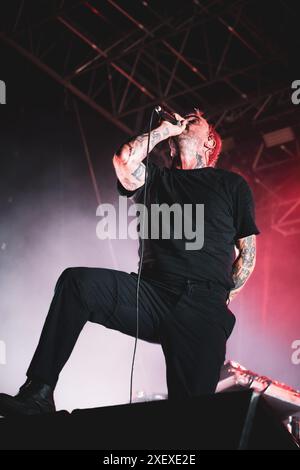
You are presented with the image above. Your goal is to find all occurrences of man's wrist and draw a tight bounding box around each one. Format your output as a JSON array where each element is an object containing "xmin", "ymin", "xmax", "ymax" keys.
[{"xmin": 155, "ymin": 122, "xmax": 171, "ymax": 141}]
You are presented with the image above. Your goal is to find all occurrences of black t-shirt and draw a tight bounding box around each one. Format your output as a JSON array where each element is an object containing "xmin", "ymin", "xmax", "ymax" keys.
[{"xmin": 117, "ymin": 162, "xmax": 260, "ymax": 291}]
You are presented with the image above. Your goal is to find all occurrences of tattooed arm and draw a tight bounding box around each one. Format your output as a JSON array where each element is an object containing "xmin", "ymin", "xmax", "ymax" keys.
[
  {"xmin": 113, "ymin": 116, "xmax": 187, "ymax": 191},
  {"xmin": 228, "ymin": 234, "xmax": 257, "ymax": 303}
]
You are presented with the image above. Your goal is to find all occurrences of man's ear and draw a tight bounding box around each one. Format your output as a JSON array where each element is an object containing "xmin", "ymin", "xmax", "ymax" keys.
[
  {"xmin": 203, "ymin": 133, "xmax": 216, "ymax": 158},
  {"xmin": 204, "ymin": 133, "xmax": 216, "ymax": 150}
]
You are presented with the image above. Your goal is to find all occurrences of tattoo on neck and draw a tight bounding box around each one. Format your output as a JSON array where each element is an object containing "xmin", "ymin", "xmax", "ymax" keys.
[{"xmin": 195, "ymin": 153, "xmax": 205, "ymax": 168}]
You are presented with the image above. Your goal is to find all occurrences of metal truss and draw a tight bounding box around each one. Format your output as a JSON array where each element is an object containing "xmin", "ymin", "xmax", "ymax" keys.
[
  {"xmin": 1, "ymin": 0, "xmax": 300, "ymax": 234},
  {"xmin": 271, "ymin": 198, "xmax": 300, "ymax": 237},
  {"xmin": 1, "ymin": 0, "xmax": 299, "ymax": 138}
]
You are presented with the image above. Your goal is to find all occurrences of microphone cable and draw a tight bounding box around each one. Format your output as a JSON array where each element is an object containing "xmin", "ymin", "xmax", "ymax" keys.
[{"xmin": 129, "ymin": 108, "xmax": 156, "ymax": 404}]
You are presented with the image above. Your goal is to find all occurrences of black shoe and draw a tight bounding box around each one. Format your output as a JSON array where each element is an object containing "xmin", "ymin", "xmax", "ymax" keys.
[{"xmin": 0, "ymin": 379, "xmax": 56, "ymax": 417}]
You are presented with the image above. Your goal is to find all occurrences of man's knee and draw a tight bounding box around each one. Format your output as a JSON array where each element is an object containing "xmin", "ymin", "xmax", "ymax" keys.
[{"xmin": 55, "ymin": 267, "xmax": 95, "ymax": 291}]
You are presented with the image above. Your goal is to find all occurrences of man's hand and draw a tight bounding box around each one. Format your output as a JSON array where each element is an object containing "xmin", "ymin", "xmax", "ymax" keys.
[
  {"xmin": 113, "ymin": 116, "xmax": 187, "ymax": 192},
  {"xmin": 159, "ymin": 113, "xmax": 188, "ymax": 137},
  {"xmin": 112, "ymin": 113, "xmax": 188, "ymax": 192}
]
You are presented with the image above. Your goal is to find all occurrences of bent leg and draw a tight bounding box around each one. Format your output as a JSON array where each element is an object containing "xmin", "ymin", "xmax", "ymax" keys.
[{"xmin": 27, "ymin": 268, "xmax": 162, "ymax": 387}]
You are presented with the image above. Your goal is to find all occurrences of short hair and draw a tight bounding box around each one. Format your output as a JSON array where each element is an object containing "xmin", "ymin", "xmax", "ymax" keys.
[{"xmin": 193, "ymin": 109, "xmax": 222, "ymax": 167}]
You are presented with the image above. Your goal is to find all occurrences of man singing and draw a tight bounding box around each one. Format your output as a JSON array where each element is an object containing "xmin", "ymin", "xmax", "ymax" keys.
[{"xmin": 0, "ymin": 110, "xmax": 259, "ymax": 417}]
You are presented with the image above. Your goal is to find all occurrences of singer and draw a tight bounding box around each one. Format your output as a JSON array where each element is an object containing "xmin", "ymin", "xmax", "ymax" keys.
[{"xmin": 0, "ymin": 109, "xmax": 259, "ymax": 416}]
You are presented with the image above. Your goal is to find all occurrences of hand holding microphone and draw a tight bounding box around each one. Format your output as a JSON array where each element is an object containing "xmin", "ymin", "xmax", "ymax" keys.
[{"xmin": 155, "ymin": 106, "xmax": 188, "ymax": 137}]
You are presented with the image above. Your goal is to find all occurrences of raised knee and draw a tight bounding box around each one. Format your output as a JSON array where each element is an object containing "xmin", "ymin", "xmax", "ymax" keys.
[{"xmin": 56, "ymin": 267, "xmax": 87, "ymax": 288}]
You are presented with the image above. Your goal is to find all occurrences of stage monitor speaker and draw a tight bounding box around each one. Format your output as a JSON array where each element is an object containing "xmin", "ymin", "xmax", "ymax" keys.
[{"xmin": 0, "ymin": 390, "xmax": 298, "ymax": 450}]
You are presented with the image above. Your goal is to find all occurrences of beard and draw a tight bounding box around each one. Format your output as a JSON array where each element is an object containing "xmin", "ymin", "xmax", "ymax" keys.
[
  {"xmin": 176, "ymin": 133, "xmax": 200, "ymax": 153},
  {"xmin": 169, "ymin": 128, "xmax": 204, "ymax": 161}
]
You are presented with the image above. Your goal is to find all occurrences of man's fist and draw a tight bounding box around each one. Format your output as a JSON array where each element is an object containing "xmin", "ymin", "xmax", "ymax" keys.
[{"xmin": 159, "ymin": 113, "xmax": 188, "ymax": 137}]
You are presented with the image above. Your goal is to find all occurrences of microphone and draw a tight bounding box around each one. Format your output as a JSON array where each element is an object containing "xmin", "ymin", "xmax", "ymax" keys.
[{"xmin": 154, "ymin": 105, "xmax": 181, "ymax": 126}]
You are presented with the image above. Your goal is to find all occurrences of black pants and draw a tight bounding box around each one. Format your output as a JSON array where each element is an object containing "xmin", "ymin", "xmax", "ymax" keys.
[{"xmin": 26, "ymin": 268, "xmax": 235, "ymax": 400}]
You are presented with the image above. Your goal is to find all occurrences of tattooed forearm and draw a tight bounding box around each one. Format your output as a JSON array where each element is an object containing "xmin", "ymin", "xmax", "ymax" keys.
[
  {"xmin": 125, "ymin": 135, "xmax": 146, "ymax": 159},
  {"xmin": 113, "ymin": 159, "xmax": 146, "ymax": 192},
  {"xmin": 115, "ymin": 127, "xmax": 168, "ymax": 166},
  {"xmin": 150, "ymin": 129, "xmax": 162, "ymax": 145},
  {"xmin": 162, "ymin": 126, "xmax": 170, "ymax": 138},
  {"xmin": 131, "ymin": 163, "xmax": 145, "ymax": 181},
  {"xmin": 228, "ymin": 235, "xmax": 256, "ymax": 302},
  {"xmin": 113, "ymin": 125, "xmax": 169, "ymax": 192},
  {"xmin": 122, "ymin": 177, "xmax": 140, "ymax": 191}
]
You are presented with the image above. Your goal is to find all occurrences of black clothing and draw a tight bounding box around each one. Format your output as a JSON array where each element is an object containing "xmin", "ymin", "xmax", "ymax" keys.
[
  {"xmin": 117, "ymin": 163, "xmax": 260, "ymax": 291},
  {"xmin": 0, "ymin": 378, "xmax": 55, "ymax": 417},
  {"xmin": 25, "ymin": 163, "xmax": 259, "ymax": 400},
  {"xmin": 27, "ymin": 267, "xmax": 229, "ymax": 399}
]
